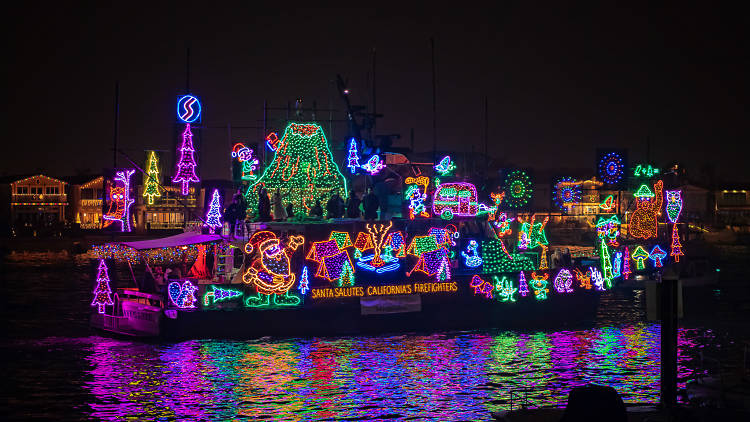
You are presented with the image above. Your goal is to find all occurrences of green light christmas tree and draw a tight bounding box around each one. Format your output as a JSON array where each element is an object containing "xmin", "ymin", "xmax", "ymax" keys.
[
  {"xmin": 246, "ymin": 122, "xmax": 347, "ymax": 213},
  {"xmin": 143, "ymin": 151, "xmax": 161, "ymax": 205}
]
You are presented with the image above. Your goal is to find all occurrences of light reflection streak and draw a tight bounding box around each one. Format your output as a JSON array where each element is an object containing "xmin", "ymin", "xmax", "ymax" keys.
[{"xmin": 80, "ymin": 324, "xmax": 708, "ymax": 420}]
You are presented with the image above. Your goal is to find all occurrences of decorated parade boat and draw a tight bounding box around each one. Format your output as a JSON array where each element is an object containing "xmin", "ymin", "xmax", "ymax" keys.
[{"xmin": 89, "ymin": 109, "xmax": 689, "ymax": 339}]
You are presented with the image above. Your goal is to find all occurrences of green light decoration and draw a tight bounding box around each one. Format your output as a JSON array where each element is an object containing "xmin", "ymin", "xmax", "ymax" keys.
[
  {"xmin": 246, "ymin": 122, "xmax": 347, "ymax": 213},
  {"xmin": 634, "ymin": 184, "xmax": 655, "ymax": 198},
  {"xmin": 481, "ymin": 239, "xmax": 536, "ymax": 273},
  {"xmin": 599, "ymin": 239, "xmax": 613, "ymax": 288},
  {"xmin": 631, "ymin": 245, "xmax": 649, "ymax": 270},
  {"xmin": 518, "ymin": 216, "xmax": 550, "ymax": 269},
  {"xmin": 529, "ymin": 272, "xmax": 549, "ymax": 300},
  {"xmin": 143, "ymin": 151, "xmax": 161, "ymax": 205},
  {"xmin": 494, "ymin": 275, "xmax": 517, "ymax": 302},
  {"xmin": 634, "ymin": 164, "xmax": 660, "ymax": 177},
  {"xmin": 503, "ymin": 170, "xmax": 533, "ymax": 208},
  {"xmin": 203, "ymin": 286, "xmax": 243, "ymax": 306}
]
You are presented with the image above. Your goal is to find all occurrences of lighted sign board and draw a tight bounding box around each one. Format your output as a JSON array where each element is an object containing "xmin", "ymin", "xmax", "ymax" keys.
[{"xmin": 177, "ymin": 95, "xmax": 202, "ymax": 123}]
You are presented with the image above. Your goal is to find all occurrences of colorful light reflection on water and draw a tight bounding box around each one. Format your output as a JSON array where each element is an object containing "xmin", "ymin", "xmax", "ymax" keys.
[
  {"xmin": 64, "ymin": 325, "xmax": 705, "ymax": 420},
  {"xmin": 2, "ymin": 251, "xmax": 728, "ymax": 421}
]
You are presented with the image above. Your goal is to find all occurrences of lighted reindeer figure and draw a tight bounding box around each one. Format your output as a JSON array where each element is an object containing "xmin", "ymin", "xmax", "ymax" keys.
[
  {"xmin": 243, "ymin": 231, "xmax": 305, "ymax": 307},
  {"xmin": 629, "ymin": 180, "xmax": 663, "ymax": 239}
]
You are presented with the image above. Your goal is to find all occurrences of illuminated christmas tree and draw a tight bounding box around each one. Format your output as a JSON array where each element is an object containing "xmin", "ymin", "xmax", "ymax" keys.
[
  {"xmin": 204, "ymin": 189, "xmax": 222, "ymax": 234},
  {"xmin": 143, "ymin": 151, "xmax": 161, "ymax": 205},
  {"xmin": 173, "ymin": 123, "xmax": 200, "ymax": 195},
  {"xmin": 91, "ymin": 260, "xmax": 114, "ymax": 314},
  {"xmin": 246, "ymin": 122, "xmax": 347, "ymax": 213},
  {"xmin": 347, "ymin": 138, "xmax": 360, "ymax": 174},
  {"xmin": 670, "ymin": 226, "xmax": 684, "ymax": 262}
]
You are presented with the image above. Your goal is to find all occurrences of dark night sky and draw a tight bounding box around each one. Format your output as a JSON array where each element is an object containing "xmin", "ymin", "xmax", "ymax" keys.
[{"xmin": 7, "ymin": 3, "xmax": 748, "ymax": 183}]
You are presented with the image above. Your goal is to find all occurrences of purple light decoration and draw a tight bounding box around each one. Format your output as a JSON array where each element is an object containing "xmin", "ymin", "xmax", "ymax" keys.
[
  {"xmin": 590, "ymin": 267, "xmax": 605, "ymax": 291},
  {"xmin": 204, "ymin": 189, "xmax": 222, "ymax": 234},
  {"xmin": 649, "ymin": 245, "xmax": 667, "ymax": 268},
  {"xmin": 91, "ymin": 260, "xmax": 114, "ymax": 314},
  {"xmin": 360, "ymin": 155, "xmax": 385, "ymax": 175},
  {"xmin": 553, "ymin": 269, "xmax": 574, "ymax": 293},
  {"xmin": 173, "ymin": 124, "xmax": 200, "ymax": 195},
  {"xmin": 168, "ymin": 280, "xmax": 198, "ymax": 309},
  {"xmin": 102, "ymin": 169, "xmax": 135, "ymax": 232},
  {"xmin": 519, "ymin": 272, "xmax": 529, "ymax": 297},
  {"xmin": 322, "ymin": 250, "xmax": 351, "ymax": 281}
]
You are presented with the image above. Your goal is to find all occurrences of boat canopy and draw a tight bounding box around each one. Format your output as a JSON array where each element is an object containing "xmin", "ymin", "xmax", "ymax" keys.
[{"xmin": 118, "ymin": 232, "xmax": 223, "ymax": 250}]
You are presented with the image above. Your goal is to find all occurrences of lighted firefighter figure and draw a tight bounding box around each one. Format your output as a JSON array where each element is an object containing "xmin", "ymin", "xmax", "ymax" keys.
[
  {"xmin": 629, "ymin": 180, "xmax": 663, "ymax": 239},
  {"xmin": 243, "ymin": 231, "xmax": 305, "ymax": 306},
  {"xmin": 529, "ymin": 271, "xmax": 549, "ymax": 300},
  {"xmin": 102, "ymin": 169, "xmax": 135, "ymax": 232}
]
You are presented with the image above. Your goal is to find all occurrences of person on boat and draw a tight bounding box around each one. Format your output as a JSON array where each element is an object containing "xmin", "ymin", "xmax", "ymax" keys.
[
  {"xmin": 363, "ymin": 187, "xmax": 380, "ymax": 220},
  {"xmin": 272, "ymin": 189, "xmax": 287, "ymax": 221},
  {"xmin": 257, "ymin": 188, "xmax": 272, "ymax": 222},
  {"xmin": 326, "ymin": 190, "xmax": 344, "ymax": 219},
  {"xmin": 285, "ymin": 202, "xmax": 293, "ymax": 220},
  {"xmin": 346, "ymin": 189, "xmax": 361, "ymax": 219},
  {"xmin": 310, "ymin": 200, "xmax": 323, "ymax": 218}
]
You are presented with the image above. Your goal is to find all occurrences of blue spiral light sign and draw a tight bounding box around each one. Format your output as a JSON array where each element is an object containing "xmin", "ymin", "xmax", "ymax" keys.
[{"xmin": 177, "ymin": 95, "xmax": 201, "ymax": 123}]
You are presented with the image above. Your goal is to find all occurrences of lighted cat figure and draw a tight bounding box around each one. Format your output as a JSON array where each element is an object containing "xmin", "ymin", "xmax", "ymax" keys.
[
  {"xmin": 102, "ymin": 169, "xmax": 135, "ymax": 232},
  {"xmin": 629, "ymin": 180, "xmax": 663, "ymax": 239},
  {"xmin": 243, "ymin": 231, "xmax": 305, "ymax": 306}
]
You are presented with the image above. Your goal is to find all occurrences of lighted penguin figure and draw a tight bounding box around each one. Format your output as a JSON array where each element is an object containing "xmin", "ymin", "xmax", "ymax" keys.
[
  {"xmin": 243, "ymin": 231, "xmax": 305, "ymax": 306},
  {"xmin": 629, "ymin": 180, "xmax": 663, "ymax": 239}
]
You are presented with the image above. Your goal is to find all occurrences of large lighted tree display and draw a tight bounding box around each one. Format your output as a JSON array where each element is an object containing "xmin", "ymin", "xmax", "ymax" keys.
[
  {"xmin": 246, "ymin": 122, "xmax": 347, "ymax": 212},
  {"xmin": 91, "ymin": 260, "xmax": 114, "ymax": 314},
  {"xmin": 143, "ymin": 151, "xmax": 161, "ymax": 205},
  {"xmin": 173, "ymin": 123, "xmax": 200, "ymax": 195}
]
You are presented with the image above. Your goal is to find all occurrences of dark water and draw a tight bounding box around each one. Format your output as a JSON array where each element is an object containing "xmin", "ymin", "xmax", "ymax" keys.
[{"xmin": 1, "ymin": 250, "xmax": 744, "ymax": 421}]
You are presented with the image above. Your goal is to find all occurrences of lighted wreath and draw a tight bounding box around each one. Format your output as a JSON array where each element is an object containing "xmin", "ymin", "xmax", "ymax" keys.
[
  {"xmin": 598, "ymin": 152, "xmax": 625, "ymax": 185},
  {"xmin": 503, "ymin": 170, "xmax": 532, "ymax": 208},
  {"xmin": 553, "ymin": 177, "xmax": 582, "ymax": 212}
]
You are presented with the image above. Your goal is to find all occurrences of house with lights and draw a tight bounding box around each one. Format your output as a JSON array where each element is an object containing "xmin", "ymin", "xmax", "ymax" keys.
[
  {"xmin": 68, "ymin": 176, "xmax": 104, "ymax": 229},
  {"xmin": 134, "ymin": 184, "xmax": 202, "ymax": 231},
  {"xmin": 8, "ymin": 174, "xmax": 68, "ymax": 234},
  {"xmin": 715, "ymin": 185, "xmax": 750, "ymax": 225}
]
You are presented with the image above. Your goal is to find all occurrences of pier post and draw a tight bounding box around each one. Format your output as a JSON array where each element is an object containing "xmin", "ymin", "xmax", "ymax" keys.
[{"xmin": 660, "ymin": 268, "xmax": 679, "ymax": 414}]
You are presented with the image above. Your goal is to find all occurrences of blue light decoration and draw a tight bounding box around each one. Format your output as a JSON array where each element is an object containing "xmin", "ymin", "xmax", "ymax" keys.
[
  {"xmin": 590, "ymin": 267, "xmax": 605, "ymax": 291},
  {"xmin": 434, "ymin": 155, "xmax": 456, "ymax": 176},
  {"xmin": 598, "ymin": 152, "xmax": 625, "ymax": 185},
  {"xmin": 461, "ymin": 240, "xmax": 483, "ymax": 268},
  {"xmin": 494, "ymin": 276, "xmax": 517, "ymax": 302},
  {"xmin": 552, "ymin": 177, "xmax": 582, "ymax": 212},
  {"xmin": 356, "ymin": 245, "xmax": 401, "ymax": 273},
  {"xmin": 360, "ymin": 155, "xmax": 385, "ymax": 175},
  {"xmin": 649, "ymin": 245, "xmax": 667, "ymax": 268},
  {"xmin": 612, "ymin": 251, "xmax": 623, "ymax": 278},
  {"xmin": 168, "ymin": 280, "xmax": 198, "ymax": 308},
  {"xmin": 203, "ymin": 285, "xmax": 243, "ymax": 306},
  {"xmin": 346, "ymin": 138, "xmax": 360, "ymax": 174},
  {"xmin": 177, "ymin": 95, "xmax": 202, "ymax": 123},
  {"xmin": 299, "ymin": 266, "xmax": 310, "ymax": 295}
]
